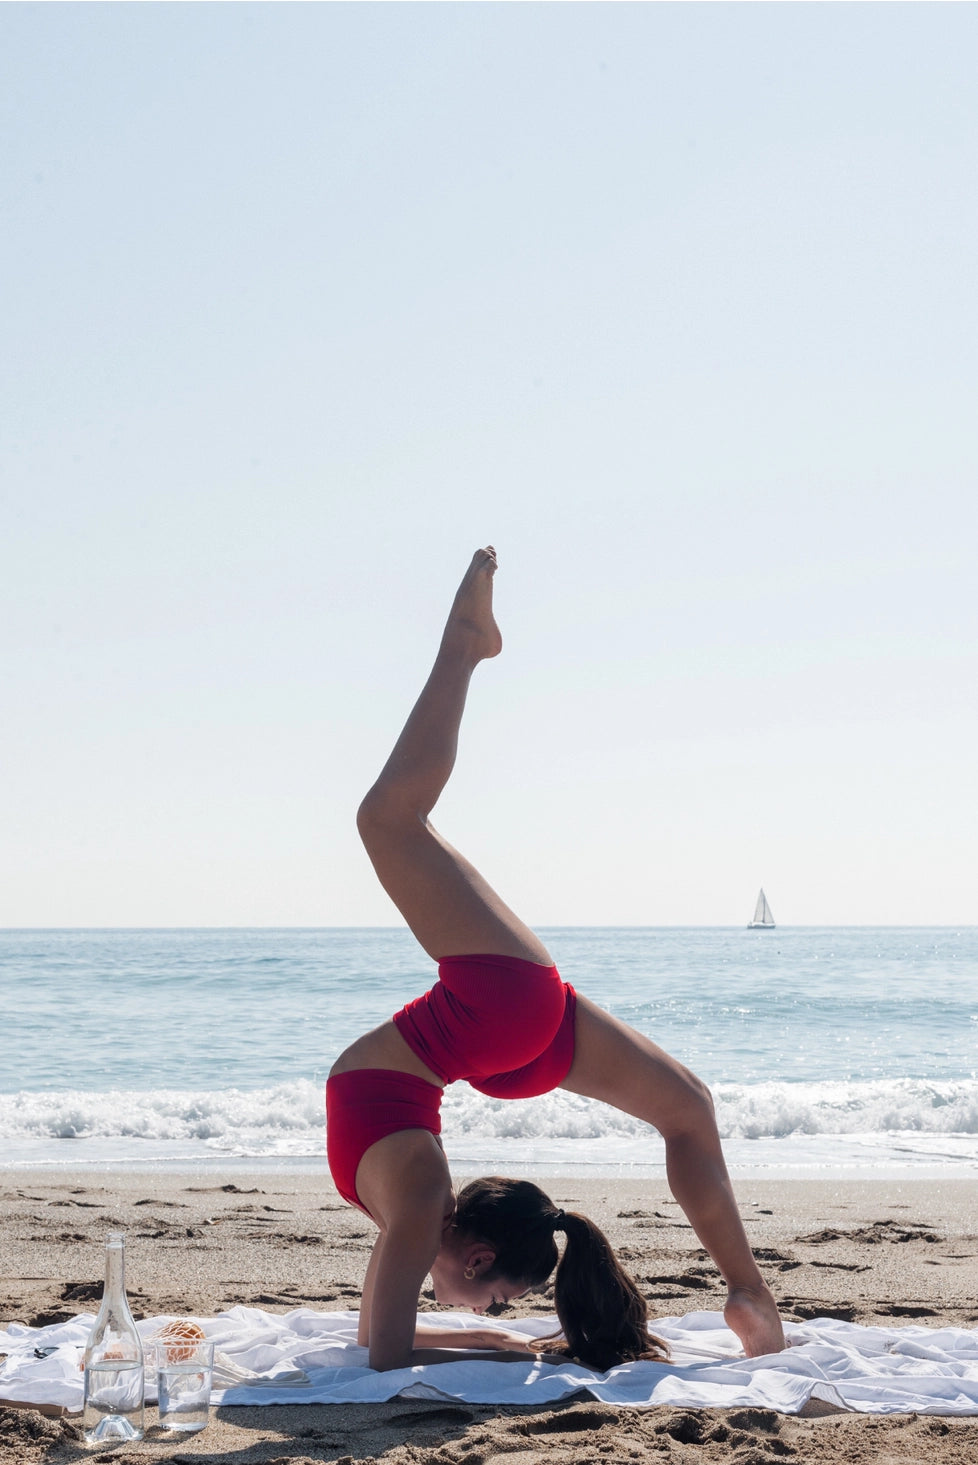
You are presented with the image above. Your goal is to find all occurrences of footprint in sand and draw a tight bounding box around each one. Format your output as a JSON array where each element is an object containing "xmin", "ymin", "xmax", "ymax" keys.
[
  {"xmin": 798, "ymin": 1220, "xmax": 942, "ymax": 1246},
  {"xmin": 783, "ymin": 1300, "xmax": 859, "ymax": 1322}
]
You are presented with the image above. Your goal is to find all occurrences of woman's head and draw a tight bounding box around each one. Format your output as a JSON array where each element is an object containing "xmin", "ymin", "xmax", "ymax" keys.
[
  {"xmin": 429, "ymin": 1176, "xmax": 558, "ymax": 1312},
  {"xmin": 440, "ymin": 1176, "xmax": 668, "ymax": 1370}
]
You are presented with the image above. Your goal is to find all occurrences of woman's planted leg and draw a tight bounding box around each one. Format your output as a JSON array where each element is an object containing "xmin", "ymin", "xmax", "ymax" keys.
[
  {"xmin": 357, "ymin": 548, "xmax": 551, "ymax": 965},
  {"xmin": 561, "ymin": 996, "xmax": 785, "ymax": 1357}
]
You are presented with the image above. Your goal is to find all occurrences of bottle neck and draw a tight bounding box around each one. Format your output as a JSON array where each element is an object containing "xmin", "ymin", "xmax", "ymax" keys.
[
  {"xmin": 104, "ymin": 1240, "xmax": 126, "ymax": 1299},
  {"xmin": 87, "ymin": 1232, "xmax": 141, "ymax": 1362},
  {"xmin": 99, "ymin": 1233, "xmax": 129, "ymax": 1314}
]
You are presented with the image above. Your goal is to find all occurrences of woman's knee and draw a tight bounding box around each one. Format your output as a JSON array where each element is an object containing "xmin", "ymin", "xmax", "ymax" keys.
[
  {"xmin": 357, "ymin": 782, "xmax": 398, "ymax": 835},
  {"xmin": 356, "ymin": 792, "xmax": 391, "ymax": 861},
  {"xmin": 356, "ymin": 787, "xmax": 382, "ymax": 838},
  {"xmin": 356, "ymin": 784, "xmax": 422, "ymax": 857},
  {"xmin": 679, "ymin": 1063, "xmax": 715, "ymax": 1114}
]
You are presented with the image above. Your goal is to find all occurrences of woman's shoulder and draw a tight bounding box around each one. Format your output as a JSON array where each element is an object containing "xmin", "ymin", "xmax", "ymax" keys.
[{"xmin": 356, "ymin": 1126, "xmax": 454, "ymax": 1230}]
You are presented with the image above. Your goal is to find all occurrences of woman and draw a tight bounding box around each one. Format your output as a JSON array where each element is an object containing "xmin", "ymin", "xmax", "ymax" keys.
[{"xmin": 327, "ymin": 548, "xmax": 784, "ymax": 1372}]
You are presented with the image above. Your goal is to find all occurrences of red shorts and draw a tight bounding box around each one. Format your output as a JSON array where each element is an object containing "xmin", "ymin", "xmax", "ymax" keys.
[
  {"xmin": 326, "ymin": 954, "xmax": 576, "ymax": 1211},
  {"xmin": 393, "ymin": 953, "xmax": 577, "ymax": 1098}
]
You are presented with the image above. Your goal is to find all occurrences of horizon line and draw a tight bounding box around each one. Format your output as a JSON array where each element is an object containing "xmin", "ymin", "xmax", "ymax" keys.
[{"xmin": 2, "ymin": 923, "xmax": 976, "ymax": 933}]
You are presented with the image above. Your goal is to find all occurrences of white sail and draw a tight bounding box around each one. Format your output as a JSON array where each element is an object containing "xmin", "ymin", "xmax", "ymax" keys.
[{"xmin": 748, "ymin": 888, "xmax": 775, "ymax": 928}]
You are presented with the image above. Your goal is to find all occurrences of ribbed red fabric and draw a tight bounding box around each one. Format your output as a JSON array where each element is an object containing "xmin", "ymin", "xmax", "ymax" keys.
[
  {"xmin": 326, "ymin": 1067, "xmax": 442, "ymax": 1210},
  {"xmin": 327, "ymin": 956, "xmax": 577, "ymax": 1212},
  {"xmin": 393, "ymin": 954, "xmax": 576, "ymax": 1097}
]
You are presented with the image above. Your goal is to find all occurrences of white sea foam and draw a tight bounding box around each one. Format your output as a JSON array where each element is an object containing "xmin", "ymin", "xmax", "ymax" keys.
[
  {"xmin": 456, "ymin": 1078, "xmax": 978, "ymax": 1135},
  {"xmin": 712, "ymin": 1077, "xmax": 978, "ymax": 1139},
  {"xmin": 0, "ymin": 1081, "xmax": 327, "ymax": 1158},
  {"xmin": 2, "ymin": 1076, "xmax": 977, "ymax": 1173}
]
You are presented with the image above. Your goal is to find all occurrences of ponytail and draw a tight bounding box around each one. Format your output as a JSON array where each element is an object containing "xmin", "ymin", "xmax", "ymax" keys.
[
  {"xmin": 543, "ymin": 1210, "xmax": 669, "ymax": 1371},
  {"xmin": 453, "ymin": 1178, "xmax": 669, "ymax": 1373}
]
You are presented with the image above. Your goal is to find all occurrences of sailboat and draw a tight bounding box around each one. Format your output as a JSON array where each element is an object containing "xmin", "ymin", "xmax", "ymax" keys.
[{"xmin": 748, "ymin": 888, "xmax": 775, "ymax": 929}]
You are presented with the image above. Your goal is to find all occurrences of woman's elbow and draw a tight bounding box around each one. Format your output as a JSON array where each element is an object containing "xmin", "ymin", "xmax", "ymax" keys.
[{"xmin": 369, "ymin": 1345, "xmax": 411, "ymax": 1372}]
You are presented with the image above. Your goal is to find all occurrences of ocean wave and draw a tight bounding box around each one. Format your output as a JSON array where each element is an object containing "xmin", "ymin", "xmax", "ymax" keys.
[
  {"xmin": 442, "ymin": 1078, "xmax": 978, "ymax": 1142},
  {"xmin": 0, "ymin": 1080, "xmax": 327, "ymax": 1154},
  {"xmin": 2, "ymin": 1077, "xmax": 977, "ymax": 1163},
  {"xmin": 712, "ymin": 1078, "xmax": 978, "ymax": 1139}
]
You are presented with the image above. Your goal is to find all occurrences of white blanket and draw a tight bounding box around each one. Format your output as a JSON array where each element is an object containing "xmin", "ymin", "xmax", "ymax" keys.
[{"xmin": 2, "ymin": 1307, "xmax": 978, "ymax": 1417}]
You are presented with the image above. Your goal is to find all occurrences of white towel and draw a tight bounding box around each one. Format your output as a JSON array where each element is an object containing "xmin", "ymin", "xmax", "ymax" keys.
[{"xmin": 2, "ymin": 1307, "xmax": 977, "ymax": 1416}]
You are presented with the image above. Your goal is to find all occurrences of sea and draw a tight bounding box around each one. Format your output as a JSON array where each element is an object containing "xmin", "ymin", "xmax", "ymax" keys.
[{"xmin": 2, "ymin": 927, "xmax": 976, "ymax": 1180}]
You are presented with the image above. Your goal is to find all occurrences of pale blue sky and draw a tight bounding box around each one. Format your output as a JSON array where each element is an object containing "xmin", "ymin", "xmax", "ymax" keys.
[{"xmin": 2, "ymin": 3, "xmax": 976, "ymax": 927}]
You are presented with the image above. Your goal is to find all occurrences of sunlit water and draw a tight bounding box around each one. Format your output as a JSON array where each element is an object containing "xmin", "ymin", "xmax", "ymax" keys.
[{"xmin": 2, "ymin": 927, "xmax": 976, "ymax": 1177}]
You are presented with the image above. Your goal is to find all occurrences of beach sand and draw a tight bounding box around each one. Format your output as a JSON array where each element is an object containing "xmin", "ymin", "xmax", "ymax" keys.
[{"xmin": 2, "ymin": 1170, "xmax": 976, "ymax": 1463}]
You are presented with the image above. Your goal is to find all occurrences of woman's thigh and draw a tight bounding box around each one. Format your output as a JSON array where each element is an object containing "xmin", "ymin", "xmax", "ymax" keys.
[
  {"xmin": 561, "ymin": 994, "xmax": 712, "ymax": 1136},
  {"xmin": 359, "ymin": 814, "xmax": 551, "ymax": 965}
]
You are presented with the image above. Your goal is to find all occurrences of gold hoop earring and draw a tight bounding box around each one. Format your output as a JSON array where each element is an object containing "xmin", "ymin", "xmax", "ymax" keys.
[{"xmin": 463, "ymin": 1266, "xmax": 476, "ymax": 1281}]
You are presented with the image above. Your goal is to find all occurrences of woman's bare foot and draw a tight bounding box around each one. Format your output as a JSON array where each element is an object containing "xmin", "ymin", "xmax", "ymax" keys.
[
  {"xmin": 441, "ymin": 547, "xmax": 503, "ymax": 661},
  {"xmin": 724, "ymin": 1283, "xmax": 786, "ymax": 1357}
]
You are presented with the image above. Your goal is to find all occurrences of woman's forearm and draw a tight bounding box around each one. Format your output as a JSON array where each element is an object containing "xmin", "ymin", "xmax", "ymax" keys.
[
  {"xmin": 380, "ymin": 1346, "xmax": 542, "ymax": 1370},
  {"xmin": 412, "ymin": 1323, "xmax": 543, "ymax": 1353},
  {"xmin": 376, "ymin": 1326, "xmax": 565, "ymax": 1370}
]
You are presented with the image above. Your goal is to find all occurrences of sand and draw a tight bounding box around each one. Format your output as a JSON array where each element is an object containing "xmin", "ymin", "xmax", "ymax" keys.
[{"xmin": 2, "ymin": 1168, "xmax": 977, "ymax": 1463}]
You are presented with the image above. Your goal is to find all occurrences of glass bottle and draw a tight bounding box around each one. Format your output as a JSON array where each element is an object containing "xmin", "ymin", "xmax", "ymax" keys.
[{"xmin": 82, "ymin": 1232, "xmax": 145, "ymax": 1444}]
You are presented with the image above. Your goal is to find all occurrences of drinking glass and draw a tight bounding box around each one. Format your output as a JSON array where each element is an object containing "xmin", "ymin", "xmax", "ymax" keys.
[{"xmin": 155, "ymin": 1338, "xmax": 215, "ymax": 1433}]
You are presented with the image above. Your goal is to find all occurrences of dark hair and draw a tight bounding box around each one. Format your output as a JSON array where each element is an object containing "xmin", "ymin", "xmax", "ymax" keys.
[{"xmin": 453, "ymin": 1176, "xmax": 669, "ymax": 1371}]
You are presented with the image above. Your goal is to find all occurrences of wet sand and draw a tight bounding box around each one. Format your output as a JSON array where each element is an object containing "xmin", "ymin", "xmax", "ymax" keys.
[{"xmin": 2, "ymin": 1170, "xmax": 977, "ymax": 1462}]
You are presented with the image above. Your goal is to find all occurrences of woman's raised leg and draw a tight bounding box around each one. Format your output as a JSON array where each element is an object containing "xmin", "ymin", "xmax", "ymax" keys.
[
  {"xmin": 562, "ymin": 997, "xmax": 786, "ymax": 1357},
  {"xmin": 357, "ymin": 548, "xmax": 551, "ymax": 966}
]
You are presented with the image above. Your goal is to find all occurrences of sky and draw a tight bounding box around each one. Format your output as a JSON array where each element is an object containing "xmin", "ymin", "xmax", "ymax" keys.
[{"xmin": 2, "ymin": 3, "xmax": 976, "ymax": 928}]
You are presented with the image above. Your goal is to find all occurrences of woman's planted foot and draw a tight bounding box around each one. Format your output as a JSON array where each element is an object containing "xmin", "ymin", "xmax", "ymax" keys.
[
  {"xmin": 441, "ymin": 547, "xmax": 503, "ymax": 662},
  {"xmin": 724, "ymin": 1282, "xmax": 786, "ymax": 1357}
]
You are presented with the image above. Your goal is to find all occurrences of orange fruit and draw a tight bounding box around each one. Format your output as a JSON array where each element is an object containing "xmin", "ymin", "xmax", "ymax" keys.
[{"xmin": 154, "ymin": 1318, "xmax": 206, "ymax": 1361}]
